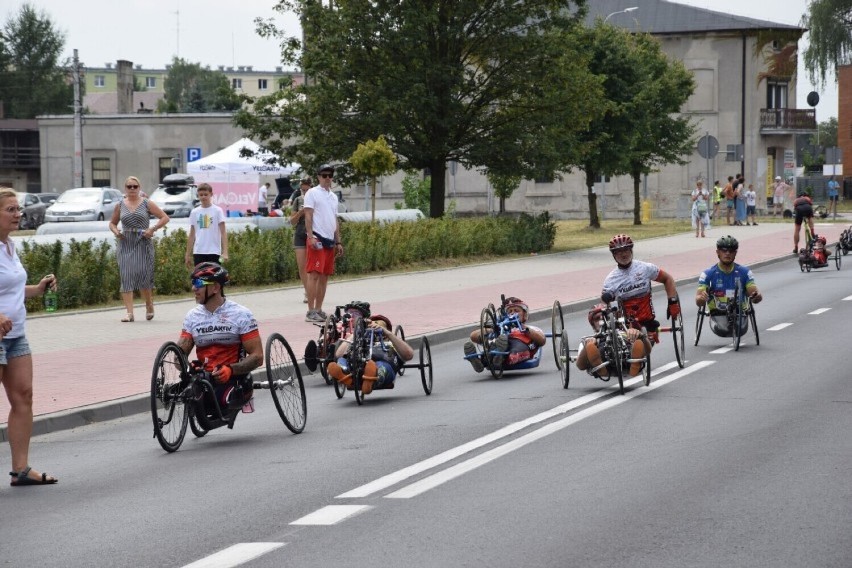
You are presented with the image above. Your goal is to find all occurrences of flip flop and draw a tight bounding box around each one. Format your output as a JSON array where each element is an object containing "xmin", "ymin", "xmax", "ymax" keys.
[{"xmin": 9, "ymin": 466, "xmax": 58, "ymax": 486}]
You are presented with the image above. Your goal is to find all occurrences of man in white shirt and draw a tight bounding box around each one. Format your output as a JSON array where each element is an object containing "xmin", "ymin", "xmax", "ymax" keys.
[
  {"xmin": 303, "ymin": 164, "xmax": 344, "ymax": 322},
  {"xmin": 185, "ymin": 183, "xmax": 228, "ymax": 267},
  {"xmin": 257, "ymin": 182, "xmax": 270, "ymax": 216}
]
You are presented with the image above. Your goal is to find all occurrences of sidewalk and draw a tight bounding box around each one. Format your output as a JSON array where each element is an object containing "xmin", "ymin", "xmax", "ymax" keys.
[{"xmin": 1, "ymin": 219, "xmax": 845, "ymax": 440}]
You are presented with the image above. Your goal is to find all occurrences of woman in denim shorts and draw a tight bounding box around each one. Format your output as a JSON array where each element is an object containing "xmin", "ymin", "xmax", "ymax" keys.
[{"xmin": 0, "ymin": 187, "xmax": 60, "ymax": 486}]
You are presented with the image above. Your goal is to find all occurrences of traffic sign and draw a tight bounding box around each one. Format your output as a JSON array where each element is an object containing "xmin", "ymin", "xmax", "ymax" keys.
[
  {"xmin": 187, "ymin": 147, "xmax": 202, "ymax": 163},
  {"xmin": 697, "ymin": 135, "xmax": 719, "ymax": 159}
]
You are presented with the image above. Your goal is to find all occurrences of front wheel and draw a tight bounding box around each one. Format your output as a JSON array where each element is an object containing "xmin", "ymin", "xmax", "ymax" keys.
[
  {"xmin": 671, "ymin": 311, "xmax": 685, "ymax": 368},
  {"xmin": 749, "ymin": 301, "xmax": 759, "ymax": 347},
  {"xmin": 420, "ymin": 337, "xmax": 433, "ymax": 395},
  {"xmin": 551, "ymin": 300, "xmax": 564, "ymax": 370},
  {"xmin": 559, "ymin": 330, "xmax": 570, "ymax": 389},
  {"xmin": 480, "ymin": 307, "xmax": 503, "ymax": 379},
  {"xmin": 150, "ymin": 342, "xmax": 190, "ymax": 452},
  {"xmin": 189, "ymin": 412, "xmax": 208, "ymax": 438},
  {"xmin": 694, "ymin": 308, "xmax": 705, "ymax": 346},
  {"xmin": 395, "ymin": 325, "xmax": 407, "ymax": 377},
  {"xmin": 265, "ymin": 333, "xmax": 307, "ymax": 433},
  {"xmin": 642, "ymin": 352, "xmax": 652, "ymax": 387},
  {"xmin": 835, "ymin": 244, "xmax": 842, "ymax": 270}
]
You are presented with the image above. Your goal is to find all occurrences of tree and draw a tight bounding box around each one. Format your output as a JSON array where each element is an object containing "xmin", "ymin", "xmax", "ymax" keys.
[
  {"xmin": 486, "ymin": 171, "xmax": 522, "ymax": 214},
  {"xmin": 801, "ymin": 0, "xmax": 852, "ymax": 85},
  {"xmin": 349, "ymin": 135, "xmax": 397, "ymax": 221},
  {"xmin": 157, "ymin": 57, "xmax": 240, "ymax": 113},
  {"xmin": 809, "ymin": 116, "xmax": 838, "ymax": 147},
  {"xmin": 0, "ymin": 3, "xmax": 74, "ymax": 119},
  {"xmin": 238, "ymin": 0, "xmax": 602, "ymax": 218}
]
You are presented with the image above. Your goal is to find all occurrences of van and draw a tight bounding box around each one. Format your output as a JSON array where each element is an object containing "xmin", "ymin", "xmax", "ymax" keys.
[{"xmin": 149, "ymin": 174, "xmax": 198, "ymax": 217}]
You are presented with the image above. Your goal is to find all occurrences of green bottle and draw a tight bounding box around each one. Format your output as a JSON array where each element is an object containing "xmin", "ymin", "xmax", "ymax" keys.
[{"xmin": 44, "ymin": 289, "xmax": 58, "ymax": 313}]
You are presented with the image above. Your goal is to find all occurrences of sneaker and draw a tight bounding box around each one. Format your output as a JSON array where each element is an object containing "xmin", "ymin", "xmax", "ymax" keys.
[
  {"xmin": 491, "ymin": 334, "xmax": 509, "ymax": 367},
  {"xmin": 316, "ymin": 310, "xmax": 328, "ymax": 320},
  {"xmin": 752, "ymin": 222, "xmax": 758, "ymax": 226},
  {"xmin": 463, "ymin": 341, "xmax": 484, "ymax": 373},
  {"xmin": 305, "ymin": 310, "xmax": 324, "ymax": 323}
]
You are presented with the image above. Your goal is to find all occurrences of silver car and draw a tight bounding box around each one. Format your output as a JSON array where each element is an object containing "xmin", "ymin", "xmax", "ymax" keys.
[{"xmin": 45, "ymin": 187, "xmax": 123, "ymax": 222}]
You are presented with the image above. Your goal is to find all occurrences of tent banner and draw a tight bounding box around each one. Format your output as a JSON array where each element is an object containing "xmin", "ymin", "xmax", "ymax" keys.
[{"xmin": 192, "ymin": 171, "xmax": 259, "ymax": 213}]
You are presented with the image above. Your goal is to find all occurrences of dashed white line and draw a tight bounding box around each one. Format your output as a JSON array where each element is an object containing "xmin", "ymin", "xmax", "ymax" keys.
[
  {"xmin": 767, "ymin": 323, "xmax": 793, "ymax": 331},
  {"xmin": 809, "ymin": 308, "xmax": 831, "ymax": 315},
  {"xmin": 181, "ymin": 543, "xmax": 284, "ymax": 568},
  {"xmin": 843, "ymin": 295, "xmax": 852, "ymax": 301},
  {"xmin": 290, "ymin": 505, "xmax": 372, "ymax": 525}
]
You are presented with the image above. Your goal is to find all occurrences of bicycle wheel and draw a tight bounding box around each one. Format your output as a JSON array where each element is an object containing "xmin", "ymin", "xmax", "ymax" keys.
[
  {"xmin": 694, "ymin": 307, "xmax": 705, "ymax": 346},
  {"xmin": 189, "ymin": 412, "xmax": 208, "ymax": 438},
  {"xmin": 559, "ymin": 330, "xmax": 570, "ymax": 389},
  {"xmin": 319, "ymin": 315, "xmax": 336, "ymax": 385},
  {"xmin": 642, "ymin": 351, "xmax": 651, "ymax": 387},
  {"xmin": 732, "ymin": 291, "xmax": 743, "ymax": 352},
  {"xmin": 551, "ymin": 300, "xmax": 564, "ymax": 370},
  {"xmin": 671, "ymin": 311, "xmax": 685, "ymax": 368},
  {"xmin": 420, "ymin": 336, "xmax": 433, "ymax": 395},
  {"xmin": 150, "ymin": 342, "xmax": 190, "ymax": 453},
  {"xmin": 265, "ymin": 333, "xmax": 307, "ymax": 433},
  {"xmin": 608, "ymin": 316, "xmax": 624, "ymax": 395},
  {"xmin": 395, "ymin": 325, "xmax": 407, "ymax": 377},
  {"xmin": 749, "ymin": 301, "xmax": 759, "ymax": 347},
  {"xmin": 480, "ymin": 307, "xmax": 503, "ymax": 379},
  {"xmin": 835, "ymin": 244, "xmax": 842, "ymax": 270},
  {"xmin": 351, "ymin": 317, "xmax": 368, "ymax": 405}
]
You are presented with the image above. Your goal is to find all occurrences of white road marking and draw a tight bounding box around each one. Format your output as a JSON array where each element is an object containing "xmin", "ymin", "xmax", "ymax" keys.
[
  {"xmin": 710, "ymin": 346, "xmax": 734, "ymax": 354},
  {"xmin": 767, "ymin": 323, "xmax": 793, "ymax": 331},
  {"xmin": 290, "ymin": 505, "xmax": 372, "ymax": 525},
  {"xmin": 843, "ymin": 295, "xmax": 852, "ymax": 301},
  {"xmin": 385, "ymin": 361, "xmax": 715, "ymax": 499},
  {"xmin": 181, "ymin": 543, "xmax": 284, "ymax": 568},
  {"xmin": 337, "ymin": 362, "xmax": 679, "ymax": 500},
  {"xmin": 809, "ymin": 308, "xmax": 831, "ymax": 315}
]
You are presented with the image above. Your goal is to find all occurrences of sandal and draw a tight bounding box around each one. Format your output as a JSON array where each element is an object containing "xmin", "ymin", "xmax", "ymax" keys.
[
  {"xmin": 146, "ymin": 302, "xmax": 154, "ymax": 320},
  {"xmin": 10, "ymin": 466, "xmax": 58, "ymax": 486},
  {"xmin": 121, "ymin": 313, "xmax": 134, "ymax": 322}
]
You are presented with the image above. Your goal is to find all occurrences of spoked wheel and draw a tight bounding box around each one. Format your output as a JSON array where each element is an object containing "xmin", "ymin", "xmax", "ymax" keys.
[
  {"xmin": 608, "ymin": 316, "xmax": 624, "ymax": 395},
  {"xmin": 351, "ymin": 317, "xmax": 368, "ymax": 405},
  {"xmin": 319, "ymin": 315, "xmax": 336, "ymax": 385},
  {"xmin": 395, "ymin": 325, "xmax": 407, "ymax": 377},
  {"xmin": 835, "ymin": 244, "xmax": 842, "ymax": 270},
  {"xmin": 642, "ymin": 352, "xmax": 652, "ymax": 387},
  {"xmin": 551, "ymin": 300, "xmax": 564, "ymax": 370},
  {"xmin": 749, "ymin": 301, "xmax": 759, "ymax": 346},
  {"xmin": 265, "ymin": 333, "xmax": 307, "ymax": 433},
  {"xmin": 150, "ymin": 342, "xmax": 190, "ymax": 452},
  {"xmin": 732, "ymin": 291, "xmax": 743, "ymax": 352},
  {"xmin": 189, "ymin": 412, "xmax": 208, "ymax": 438},
  {"xmin": 671, "ymin": 311, "xmax": 685, "ymax": 368},
  {"xmin": 480, "ymin": 307, "xmax": 503, "ymax": 379},
  {"xmin": 694, "ymin": 308, "xmax": 705, "ymax": 346},
  {"xmin": 559, "ymin": 330, "xmax": 570, "ymax": 389},
  {"xmin": 420, "ymin": 336, "xmax": 433, "ymax": 395}
]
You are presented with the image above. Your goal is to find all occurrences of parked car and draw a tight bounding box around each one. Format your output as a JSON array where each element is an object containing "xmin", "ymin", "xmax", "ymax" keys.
[
  {"xmin": 16, "ymin": 192, "xmax": 59, "ymax": 230},
  {"xmin": 45, "ymin": 187, "xmax": 123, "ymax": 222},
  {"xmin": 149, "ymin": 173, "xmax": 198, "ymax": 218}
]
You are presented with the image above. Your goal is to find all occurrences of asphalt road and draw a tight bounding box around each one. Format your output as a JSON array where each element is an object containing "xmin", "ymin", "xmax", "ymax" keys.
[{"xmin": 2, "ymin": 258, "xmax": 851, "ymax": 568}]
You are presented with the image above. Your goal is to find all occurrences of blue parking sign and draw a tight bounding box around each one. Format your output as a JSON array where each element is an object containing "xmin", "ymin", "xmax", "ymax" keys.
[{"xmin": 187, "ymin": 147, "xmax": 202, "ymax": 162}]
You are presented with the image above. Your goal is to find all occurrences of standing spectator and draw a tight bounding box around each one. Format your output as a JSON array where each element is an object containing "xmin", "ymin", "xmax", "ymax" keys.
[
  {"xmin": 303, "ymin": 165, "xmax": 344, "ymax": 322},
  {"xmin": 711, "ymin": 180, "xmax": 722, "ymax": 220},
  {"xmin": 691, "ymin": 180, "xmax": 710, "ymax": 238},
  {"xmin": 109, "ymin": 176, "xmax": 170, "ymax": 322},
  {"xmin": 289, "ymin": 177, "xmax": 312, "ymax": 304},
  {"xmin": 772, "ymin": 176, "xmax": 787, "ymax": 216},
  {"xmin": 257, "ymin": 182, "xmax": 270, "ymax": 216},
  {"xmin": 723, "ymin": 176, "xmax": 736, "ymax": 225},
  {"xmin": 744, "ymin": 184, "xmax": 757, "ymax": 225},
  {"xmin": 733, "ymin": 174, "xmax": 747, "ymax": 226},
  {"xmin": 185, "ymin": 183, "xmax": 228, "ymax": 268},
  {"xmin": 0, "ymin": 187, "xmax": 59, "ymax": 486},
  {"xmin": 826, "ymin": 176, "xmax": 840, "ymax": 217}
]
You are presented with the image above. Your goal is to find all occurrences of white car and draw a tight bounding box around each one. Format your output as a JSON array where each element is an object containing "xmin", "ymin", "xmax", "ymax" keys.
[
  {"xmin": 45, "ymin": 187, "xmax": 123, "ymax": 222},
  {"xmin": 149, "ymin": 174, "xmax": 198, "ymax": 218}
]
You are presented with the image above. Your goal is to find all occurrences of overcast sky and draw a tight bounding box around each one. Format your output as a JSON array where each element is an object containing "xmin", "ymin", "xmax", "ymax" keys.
[{"xmin": 5, "ymin": 0, "xmax": 837, "ymax": 119}]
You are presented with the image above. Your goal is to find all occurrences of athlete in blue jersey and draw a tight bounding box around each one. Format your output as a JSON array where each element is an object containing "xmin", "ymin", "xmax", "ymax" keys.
[{"xmin": 695, "ymin": 236, "xmax": 763, "ymax": 337}]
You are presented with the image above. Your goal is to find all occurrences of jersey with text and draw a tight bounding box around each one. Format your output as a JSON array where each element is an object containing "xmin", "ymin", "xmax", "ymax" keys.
[
  {"xmin": 697, "ymin": 263, "xmax": 755, "ymax": 312},
  {"xmin": 601, "ymin": 260, "xmax": 661, "ymax": 324},
  {"xmin": 180, "ymin": 299, "xmax": 259, "ymax": 371}
]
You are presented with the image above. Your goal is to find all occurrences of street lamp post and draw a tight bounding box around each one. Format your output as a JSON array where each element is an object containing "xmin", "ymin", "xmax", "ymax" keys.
[{"xmin": 604, "ymin": 6, "xmax": 638, "ymax": 22}]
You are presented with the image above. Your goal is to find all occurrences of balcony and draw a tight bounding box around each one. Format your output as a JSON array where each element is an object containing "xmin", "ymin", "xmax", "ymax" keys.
[{"xmin": 760, "ymin": 108, "xmax": 817, "ymax": 134}]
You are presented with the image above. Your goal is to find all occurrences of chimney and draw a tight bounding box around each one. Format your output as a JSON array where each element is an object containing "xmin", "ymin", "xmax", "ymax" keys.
[
  {"xmin": 116, "ymin": 60, "xmax": 133, "ymax": 114},
  {"xmin": 105, "ymin": 62, "xmax": 112, "ymax": 69}
]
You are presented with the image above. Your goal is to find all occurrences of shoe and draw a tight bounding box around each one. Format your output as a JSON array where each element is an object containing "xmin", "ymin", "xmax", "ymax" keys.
[
  {"xmin": 361, "ymin": 360, "xmax": 378, "ymax": 395},
  {"xmin": 146, "ymin": 301, "xmax": 154, "ymax": 320},
  {"xmin": 491, "ymin": 334, "xmax": 509, "ymax": 367},
  {"xmin": 316, "ymin": 310, "xmax": 328, "ymax": 320},
  {"xmin": 121, "ymin": 313, "xmax": 134, "ymax": 322},
  {"xmin": 793, "ymin": 249, "xmax": 798, "ymax": 255},
  {"xmin": 463, "ymin": 341, "xmax": 484, "ymax": 373},
  {"xmin": 752, "ymin": 222, "xmax": 758, "ymax": 226},
  {"xmin": 306, "ymin": 310, "xmax": 324, "ymax": 323},
  {"xmin": 303, "ymin": 293, "xmax": 308, "ymax": 304},
  {"xmin": 746, "ymin": 222, "xmax": 750, "ymax": 226},
  {"xmin": 328, "ymin": 362, "xmax": 352, "ymax": 386},
  {"xmin": 9, "ymin": 466, "xmax": 57, "ymax": 486},
  {"xmin": 305, "ymin": 310, "xmax": 315, "ymax": 322}
]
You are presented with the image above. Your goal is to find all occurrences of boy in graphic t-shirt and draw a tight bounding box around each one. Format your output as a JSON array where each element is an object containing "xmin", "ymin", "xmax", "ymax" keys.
[{"xmin": 185, "ymin": 183, "xmax": 229, "ymax": 267}]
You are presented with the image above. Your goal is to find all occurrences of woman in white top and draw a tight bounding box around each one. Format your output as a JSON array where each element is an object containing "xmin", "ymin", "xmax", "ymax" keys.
[{"xmin": 691, "ymin": 180, "xmax": 711, "ymax": 238}]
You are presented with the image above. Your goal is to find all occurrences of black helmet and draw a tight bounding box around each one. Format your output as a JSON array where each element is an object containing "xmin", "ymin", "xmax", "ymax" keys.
[
  {"xmin": 344, "ymin": 300, "xmax": 371, "ymax": 319},
  {"xmin": 317, "ymin": 164, "xmax": 335, "ymax": 175},
  {"xmin": 716, "ymin": 235, "xmax": 739, "ymax": 250},
  {"xmin": 191, "ymin": 262, "xmax": 230, "ymax": 285}
]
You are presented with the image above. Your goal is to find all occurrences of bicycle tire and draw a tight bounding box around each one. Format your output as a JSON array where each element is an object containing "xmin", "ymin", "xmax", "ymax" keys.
[
  {"xmin": 694, "ymin": 308, "xmax": 705, "ymax": 346},
  {"xmin": 608, "ymin": 313, "xmax": 624, "ymax": 394},
  {"xmin": 749, "ymin": 300, "xmax": 759, "ymax": 347},
  {"xmin": 150, "ymin": 342, "xmax": 190, "ymax": 453},
  {"xmin": 551, "ymin": 300, "xmax": 564, "ymax": 370},
  {"xmin": 395, "ymin": 325, "xmax": 407, "ymax": 377},
  {"xmin": 480, "ymin": 307, "xmax": 503, "ymax": 379},
  {"xmin": 835, "ymin": 244, "xmax": 842, "ymax": 270},
  {"xmin": 319, "ymin": 315, "xmax": 336, "ymax": 385},
  {"xmin": 189, "ymin": 412, "xmax": 208, "ymax": 438},
  {"xmin": 733, "ymin": 288, "xmax": 743, "ymax": 351},
  {"xmin": 351, "ymin": 317, "xmax": 368, "ymax": 405},
  {"xmin": 420, "ymin": 337, "xmax": 433, "ymax": 395},
  {"xmin": 265, "ymin": 333, "xmax": 307, "ymax": 433},
  {"xmin": 671, "ymin": 310, "xmax": 685, "ymax": 368},
  {"xmin": 642, "ymin": 351, "xmax": 651, "ymax": 387},
  {"xmin": 559, "ymin": 330, "xmax": 570, "ymax": 389}
]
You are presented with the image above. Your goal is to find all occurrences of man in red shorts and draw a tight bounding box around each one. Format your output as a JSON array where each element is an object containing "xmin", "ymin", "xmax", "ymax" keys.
[{"xmin": 303, "ymin": 164, "xmax": 344, "ymax": 322}]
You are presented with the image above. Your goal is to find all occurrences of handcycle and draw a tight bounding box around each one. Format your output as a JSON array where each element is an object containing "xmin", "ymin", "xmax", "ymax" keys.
[
  {"xmin": 798, "ymin": 223, "xmax": 841, "ymax": 272},
  {"xmin": 694, "ymin": 282, "xmax": 759, "ymax": 352},
  {"xmin": 839, "ymin": 225, "xmax": 852, "ymax": 256},
  {"xmin": 304, "ymin": 301, "xmax": 371, "ymax": 394},
  {"xmin": 337, "ymin": 317, "xmax": 433, "ymax": 406},
  {"xmin": 150, "ymin": 333, "xmax": 307, "ymax": 452}
]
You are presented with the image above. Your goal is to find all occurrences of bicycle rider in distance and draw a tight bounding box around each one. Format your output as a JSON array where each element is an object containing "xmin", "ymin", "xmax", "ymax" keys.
[
  {"xmin": 792, "ymin": 190, "xmax": 816, "ymax": 255},
  {"xmin": 328, "ymin": 313, "xmax": 414, "ymax": 395},
  {"xmin": 177, "ymin": 262, "xmax": 263, "ymax": 412},
  {"xmin": 463, "ymin": 296, "xmax": 546, "ymax": 372},
  {"xmin": 695, "ymin": 235, "xmax": 763, "ymax": 336},
  {"xmin": 601, "ymin": 234, "xmax": 681, "ymax": 350}
]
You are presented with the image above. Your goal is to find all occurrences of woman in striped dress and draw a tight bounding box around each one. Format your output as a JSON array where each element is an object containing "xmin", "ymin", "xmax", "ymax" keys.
[{"xmin": 108, "ymin": 176, "xmax": 169, "ymax": 322}]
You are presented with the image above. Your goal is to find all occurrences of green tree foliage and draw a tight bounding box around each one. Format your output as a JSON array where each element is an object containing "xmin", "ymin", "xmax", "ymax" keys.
[
  {"xmin": 809, "ymin": 116, "xmax": 838, "ymax": 147},
  {"xmin": 395, "ymin": 172, "xmax": 430, "ymax": 217},
  {"xmin": 350, "ymin": 135, "xmax": 397, "ymax": 221},
  {"xmin": 157, "ymin": 57, "xmax": 241, "ymax": 113},
  {"xmin": 239, "ymin": 0, "xmax": 601, "ymax": 218},
  {"xmin": 486, "ymin": 171, "xmax": 522, "ymax": 214},
  {"xmin": 0, "ymin": 3, "xmax": 74, "ymax": 119},
  {"xmin": 801, "ymin": 0, "xmax": 852, "ymax": 85}
]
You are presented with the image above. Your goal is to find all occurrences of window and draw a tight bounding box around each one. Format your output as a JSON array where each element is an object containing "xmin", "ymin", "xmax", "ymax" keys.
[
  {"xmin": 232, "ymin": 78, "xmax": 242, "ymax": 89},
  {"xmin": 145, "ymin": 76, "xmax": 156, "ymax": 88},
  {"xmin": 94, "ymin": 75, "xmax": 105, "ymax": 88},
  {"xmin": 767, "ymin": 81, "xmax": 788, "ymax": 109},
  {"xmin": 159, "ymin": 157, "xmax": 174, "ymax": 182},
  {"xmin": 91, "ymin": 158, "xmax": 111, "ymax": 188},
  {"xmin": 258, "ymin": 78, "xmax": 268, "ymax": 90}
]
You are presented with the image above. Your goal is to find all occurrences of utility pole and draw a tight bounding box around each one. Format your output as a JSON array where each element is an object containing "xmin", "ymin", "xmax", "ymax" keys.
[{"xmin": 72, "ymin": 49, "xmax": 83, "ymax": 188}]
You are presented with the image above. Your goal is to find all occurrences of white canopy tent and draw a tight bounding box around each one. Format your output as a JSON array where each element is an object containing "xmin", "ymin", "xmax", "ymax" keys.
[{"xmin": 187, "ymin": 138, "xmax": 299, "ymax": 213}]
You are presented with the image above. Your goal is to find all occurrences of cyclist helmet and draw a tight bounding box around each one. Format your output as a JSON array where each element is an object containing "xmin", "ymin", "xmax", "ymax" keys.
[
  {"xmin": 588, "ymin": 303, "xmax": 606, "ymax": 326},
  {"xmin": 345, "ymin": 300, "xmax": 371, "ymax": 319},
  {"xmin": 370, "ymin": 314, "xmax": 392, "ymax": 331},
  {"xmin": 191, "ymin": 262, "xmax": 230, "ymax": 285},
  {"xmin": 715, "ymin": 235, "xmax": 739, "ymax": 251},
  {"xmin": 504, "ymin": 296, "xmax": 529, "ymax": 315},
  {"xmin": 608, "ymin": 234, "xmax": 634, "ymax": 252}
]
